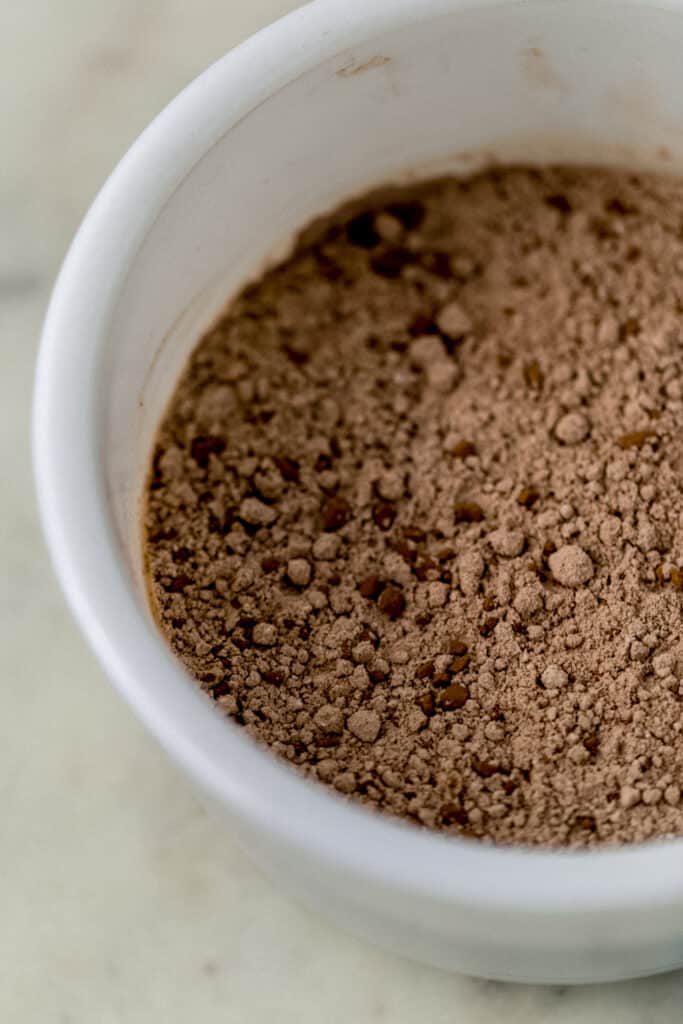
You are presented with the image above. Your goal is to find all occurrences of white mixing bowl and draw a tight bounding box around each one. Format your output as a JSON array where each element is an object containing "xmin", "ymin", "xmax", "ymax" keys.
[{"xmin": 34, "ymin": 0, "xmax": 683, "ymax": 983}]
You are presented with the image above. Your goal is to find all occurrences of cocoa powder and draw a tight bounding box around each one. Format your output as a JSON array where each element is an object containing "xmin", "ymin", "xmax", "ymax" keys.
[{"xmin": 145, "ymin": 166, "xmax": 683, "ymax": 847}]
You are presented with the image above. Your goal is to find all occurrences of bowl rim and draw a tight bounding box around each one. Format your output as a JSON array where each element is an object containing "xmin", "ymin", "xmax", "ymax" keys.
[{"xmin": 33, "ymin": 0, "xmax": 683, "ymax": 916}]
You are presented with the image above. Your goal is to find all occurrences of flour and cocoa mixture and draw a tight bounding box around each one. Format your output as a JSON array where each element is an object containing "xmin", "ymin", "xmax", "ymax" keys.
[{"xmin": 145, "ymin": 166, "xmax": 683, "ymax": 847}]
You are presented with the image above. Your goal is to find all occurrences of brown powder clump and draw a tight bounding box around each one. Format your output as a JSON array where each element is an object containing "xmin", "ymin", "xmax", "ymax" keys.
[{"xmin": 144, "ymin": 166, "xmax": 683, "ymax": 848}]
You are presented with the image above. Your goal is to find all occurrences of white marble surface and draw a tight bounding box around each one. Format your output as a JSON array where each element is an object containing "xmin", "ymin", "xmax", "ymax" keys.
[{"xmin": 4, "ymin": 1, "xmax": 683, "ymax": 1019}]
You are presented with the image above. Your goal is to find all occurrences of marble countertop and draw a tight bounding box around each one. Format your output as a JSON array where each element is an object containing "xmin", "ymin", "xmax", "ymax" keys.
[{"xmin": 4, "ymin": 1, "xmax": 683, "ymax": 1019}]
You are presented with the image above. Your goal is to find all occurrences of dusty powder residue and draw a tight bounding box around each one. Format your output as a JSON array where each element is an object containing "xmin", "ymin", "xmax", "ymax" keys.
[{"xmin": 145, "ymin": 167, "xmax": 683, "ymax": 848}]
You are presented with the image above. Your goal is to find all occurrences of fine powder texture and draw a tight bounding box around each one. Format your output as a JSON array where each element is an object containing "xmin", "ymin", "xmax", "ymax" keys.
[{"xmin": 145, "ymin": 167, "xmax": 683, "ymax": 848}]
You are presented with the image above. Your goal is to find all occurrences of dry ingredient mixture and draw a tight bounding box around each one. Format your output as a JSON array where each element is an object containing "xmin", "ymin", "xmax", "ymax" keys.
[{"xmin": 145, "ymin": 166, "xmax": 683, "ymax": 848}]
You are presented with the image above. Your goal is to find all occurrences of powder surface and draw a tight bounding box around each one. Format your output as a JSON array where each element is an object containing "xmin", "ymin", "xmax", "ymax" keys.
[{"xmin": 145, "ymin": 167, "xmax": 683, "ymax": 848}]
